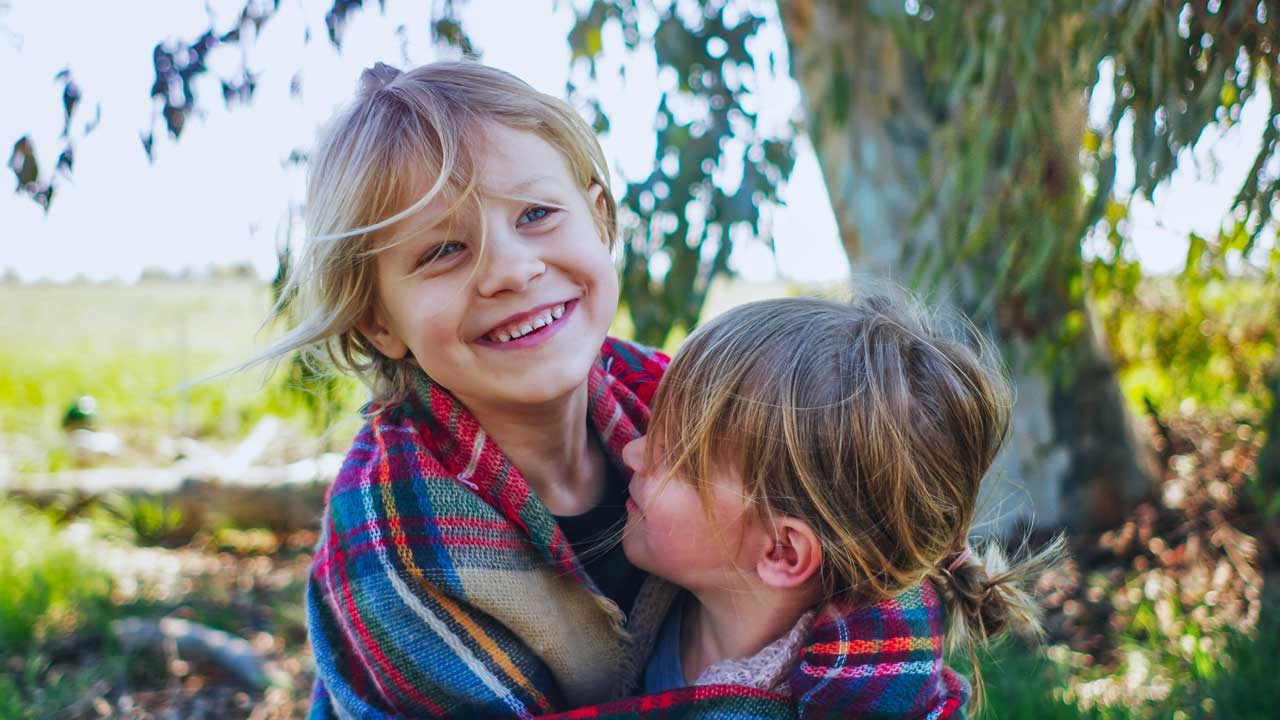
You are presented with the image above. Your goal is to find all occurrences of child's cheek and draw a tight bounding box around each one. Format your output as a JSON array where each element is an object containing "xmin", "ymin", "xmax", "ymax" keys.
[{"xmin": 645, "ymin": 502, "xmax": 685, "ymax": 550}]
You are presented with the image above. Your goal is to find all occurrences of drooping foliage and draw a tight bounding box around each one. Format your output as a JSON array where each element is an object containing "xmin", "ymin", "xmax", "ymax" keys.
[
  {"xmin": 775, "ymin": 1, "xmax": 1280, "ymax": 500},
  {"xmin": 789, "ymin": 1, "xmax": 1280, "ymax": 341},
  {"xmin": 567, "ymin": 0, "xmax": 797, "ymax": 345},
  {"xmin": 8, "ymin": 69, "xmax": 95, "ymax": 211},
  {"xmin": 140, "ymin": 1, "xmax": 281, "ymax": 159}
]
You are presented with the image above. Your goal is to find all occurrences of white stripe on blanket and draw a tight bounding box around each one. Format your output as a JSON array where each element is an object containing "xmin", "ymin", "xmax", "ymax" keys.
[{"xmin": 362, "ymin": 439, "xmax": 534, "ymax": 720}]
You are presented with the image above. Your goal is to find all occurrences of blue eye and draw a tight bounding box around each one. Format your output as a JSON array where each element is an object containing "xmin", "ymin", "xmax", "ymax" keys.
[
  {"xmin": 420, "ymin": 241, "xmax": 465, "ymax": 266},
  {"xmin": 518, "ymin": 206, "xmax": 554, "ymax": 226}
]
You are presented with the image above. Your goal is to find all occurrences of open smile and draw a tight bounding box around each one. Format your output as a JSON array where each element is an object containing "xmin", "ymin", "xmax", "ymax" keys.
[{"xmin": 476, "ymin": 298, "xmax": 578, "ymax": 349}]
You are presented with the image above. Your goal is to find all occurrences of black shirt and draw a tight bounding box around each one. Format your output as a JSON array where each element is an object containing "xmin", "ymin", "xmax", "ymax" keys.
[{"xmin": 552, "ymin": 459, "xmax": 647, "ymax": 617}]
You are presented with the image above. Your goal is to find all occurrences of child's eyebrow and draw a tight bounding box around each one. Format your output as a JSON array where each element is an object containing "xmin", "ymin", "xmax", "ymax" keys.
[
  {"xmin": 488, "ymin": 174, "xmax": 561, "ymax": 198},
  {"xmin": 388, "ymin": 211, "xmax": 447, "ymax": 244},
  {"xmin": 381, "ymin": 204, "xmax": 471, "ymax": 256}
]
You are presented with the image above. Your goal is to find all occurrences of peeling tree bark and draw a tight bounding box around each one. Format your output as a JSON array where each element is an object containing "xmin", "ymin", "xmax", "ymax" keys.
[{"xmin": 777, "ymin": 0, "xmax": 1155, "ymax": 533}]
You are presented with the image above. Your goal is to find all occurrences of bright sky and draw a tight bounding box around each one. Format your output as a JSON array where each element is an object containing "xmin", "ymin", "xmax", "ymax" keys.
[{"xmin": 0, "ymin": 0, "xmax": 1266, "ymax": 283}]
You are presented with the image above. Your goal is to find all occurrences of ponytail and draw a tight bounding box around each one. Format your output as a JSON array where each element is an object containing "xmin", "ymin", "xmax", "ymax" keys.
[
  {"xmin": 358, "ymin": 61, "xmax": 403, "ymax": 98},
  {"xmin": 932, "ymin": 534, "xmax": 1068, "ymax": 715}
]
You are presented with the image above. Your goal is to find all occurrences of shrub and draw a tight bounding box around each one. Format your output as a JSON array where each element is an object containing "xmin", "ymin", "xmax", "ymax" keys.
[{"xmin": 0, "ymin": 498, "xmax": 111, "ymax": 655}]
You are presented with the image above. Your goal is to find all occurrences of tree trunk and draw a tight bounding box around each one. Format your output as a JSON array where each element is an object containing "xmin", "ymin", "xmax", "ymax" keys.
[
  {"xmin": 1254, "ymin": 366, "xmax": 1280, "ymax": 577},
  {"xmin": 777, "ymin": 0, "xmax": 1155, "ymax": 534},
  {"xmin": 1260, "ymin": 368, "xmax": 1280, "ymax": 491}
]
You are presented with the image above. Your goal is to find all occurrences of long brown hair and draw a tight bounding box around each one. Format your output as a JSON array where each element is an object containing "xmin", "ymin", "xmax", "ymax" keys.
[{"xmin": 646, "ymin": 292, "xmax": 1064, "ymax": 710}]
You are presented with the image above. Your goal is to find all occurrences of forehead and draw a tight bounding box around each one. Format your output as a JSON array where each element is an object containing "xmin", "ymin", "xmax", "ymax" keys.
[
  {"xmin": 473, "ymin": 124, "xmax": 579, "ymax": 194},
  {"xmin": 388, "ymin": 125, "xmax": 579, "ymax": 235}
]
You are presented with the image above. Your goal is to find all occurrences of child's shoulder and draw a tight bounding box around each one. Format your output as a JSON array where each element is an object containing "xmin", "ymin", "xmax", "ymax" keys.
[
  {"xmin": 325, "ymin": 398, "xmax": 441, "ymax": 499},
  {"xmin": 792, "ymin": 580, "xmax": 969, "ymax": 718},
  {"xmin": 602, "ymin": 336, "xmax": 670, "ymax": 371}
]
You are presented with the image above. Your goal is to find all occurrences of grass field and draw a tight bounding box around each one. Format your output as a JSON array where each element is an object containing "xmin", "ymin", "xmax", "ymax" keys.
[{"xmin": 0, "ymin": 279, "xmax": 371, "ymax": 473}]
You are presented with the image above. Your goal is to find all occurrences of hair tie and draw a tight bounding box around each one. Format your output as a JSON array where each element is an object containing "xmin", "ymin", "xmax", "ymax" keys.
[{"xmin": 946, "ymin": 546, "xmax": 972, "ymax": 572}]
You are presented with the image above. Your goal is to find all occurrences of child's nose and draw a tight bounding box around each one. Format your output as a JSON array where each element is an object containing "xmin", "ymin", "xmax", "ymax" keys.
[
  {"xmin": 475, "ymin": 229, "xmax": 546, "ymax": 297},
  {"xmin": 622, "ymin": 436, "xmax": 646, "ymax": 474}
]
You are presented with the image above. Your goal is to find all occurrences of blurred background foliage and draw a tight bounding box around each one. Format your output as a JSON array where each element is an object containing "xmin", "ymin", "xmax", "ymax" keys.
[{"xmin": 3, "ymin": 0, "xmax": 1279, "ymax": 718}]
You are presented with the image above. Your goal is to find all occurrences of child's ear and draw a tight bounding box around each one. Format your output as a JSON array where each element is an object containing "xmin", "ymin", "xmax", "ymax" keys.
[
  {"xmin": 356, "ymin": 305, "xmax": 409, "ymax": 360},
  {"xmin": 587, "ymin": 181, "xmax": 609, "ymax": 220},
  {"xmin": 756, "ymin": 517, "xmax": 823, "ymax": 591}
]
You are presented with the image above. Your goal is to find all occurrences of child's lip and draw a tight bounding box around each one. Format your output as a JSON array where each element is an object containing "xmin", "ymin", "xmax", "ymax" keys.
[
  {"xmin": 475, "ymin": 299, "xmax": 577, "ymax": 350},
  {"xmin": 480, "ymin": 297, "xmax": 577, "ymax": 339}
]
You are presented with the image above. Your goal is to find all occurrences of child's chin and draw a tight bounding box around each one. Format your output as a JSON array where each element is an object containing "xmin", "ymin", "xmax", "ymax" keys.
[
  {"xmin": 620, "ymin": 531, "xmax": 647, "ymax": 570},
  {"xmin": 496, "ymin": 354, "xmax": 596, "ymax": 403}
]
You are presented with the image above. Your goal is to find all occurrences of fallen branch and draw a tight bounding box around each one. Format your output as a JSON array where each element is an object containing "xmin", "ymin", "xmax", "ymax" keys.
[{"xmin": 112, "ymin": 617, "xmax": 291, "ymax": 691}]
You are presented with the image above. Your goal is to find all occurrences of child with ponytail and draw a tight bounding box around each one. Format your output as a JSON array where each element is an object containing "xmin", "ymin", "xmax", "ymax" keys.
[{"xmin": 622, "ymin": 294, "xmax": 1065, "ymax": 717}]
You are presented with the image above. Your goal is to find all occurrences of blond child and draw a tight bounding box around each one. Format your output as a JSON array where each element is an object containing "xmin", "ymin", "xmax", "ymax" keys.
[
  {"xmin": 273, "ymin": 59, "xmax": 660, "ymax": 718},
  {"xmin": 622, "ymin": 295, "xmax": 1064, "ymax": 716},
  {"xmin": 273, "ymin": 60, "xmax": 911, "ymax": 719}
]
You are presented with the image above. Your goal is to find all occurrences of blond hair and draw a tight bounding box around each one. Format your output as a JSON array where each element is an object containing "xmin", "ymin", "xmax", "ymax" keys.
[
  {"xmin": 257, "ymin": 60, "xmax": 617, "ymax": 405},
  {"xmin": 647, "ymin": 293, "xmax": 1065, "ymax": 710}
]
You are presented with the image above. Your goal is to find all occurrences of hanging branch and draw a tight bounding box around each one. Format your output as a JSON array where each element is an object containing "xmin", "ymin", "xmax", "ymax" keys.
[{"xmin": 568, "ymin": 0, "xmax": 797, "ymax": 345}]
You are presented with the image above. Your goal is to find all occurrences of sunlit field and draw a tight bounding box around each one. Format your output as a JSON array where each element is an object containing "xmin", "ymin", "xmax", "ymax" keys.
[{"xmin": 0, "ymin": 278, "xmax": 369, "ymax": 475}]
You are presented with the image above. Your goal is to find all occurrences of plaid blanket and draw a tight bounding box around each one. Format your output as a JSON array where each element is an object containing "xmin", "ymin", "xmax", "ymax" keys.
[
  {"xmin": 787, "ymin": 581, "xmax": 971, "ymax": 720},
  {"xmin": 305, "ymin": 337, "xmax": 969, "ymax": 719}
]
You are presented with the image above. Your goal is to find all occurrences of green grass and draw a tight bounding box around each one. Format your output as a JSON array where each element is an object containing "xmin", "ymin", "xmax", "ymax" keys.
[
  {"xmin": 0, "ymin": 653, "xmax": 121, "ymax": 720},
  {"xmin": 1185, "ymin": 602, "xmax": 1280, "ymax": 719},
  {"xmin": 0, "ymin": 498, "xmax": 111, "ymax": 655},
  {"xmin": 968, "ymin": 605, "xmax": 1280, "ymax": 719},
  {"xmin": 967, "ymin": 642, "xmax": 1084, "ymax": 719},
  {"xmin": 0, "ymin": 494, "xmax": 315, "ymax": 717},
  {"xmin": 0, "ymin": 279, "xmax": 365, "ymax": 472}
]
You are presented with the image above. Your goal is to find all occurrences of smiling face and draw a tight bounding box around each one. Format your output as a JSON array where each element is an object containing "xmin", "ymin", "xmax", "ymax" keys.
[{"xmin": 358, "ymin": 124, "xmax": 619, "ymax": 410}]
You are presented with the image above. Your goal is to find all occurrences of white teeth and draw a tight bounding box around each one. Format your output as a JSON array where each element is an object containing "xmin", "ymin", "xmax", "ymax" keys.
[{"xmin": 487, "ymin": 303, "xmax": 570, "ymax": 343}]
